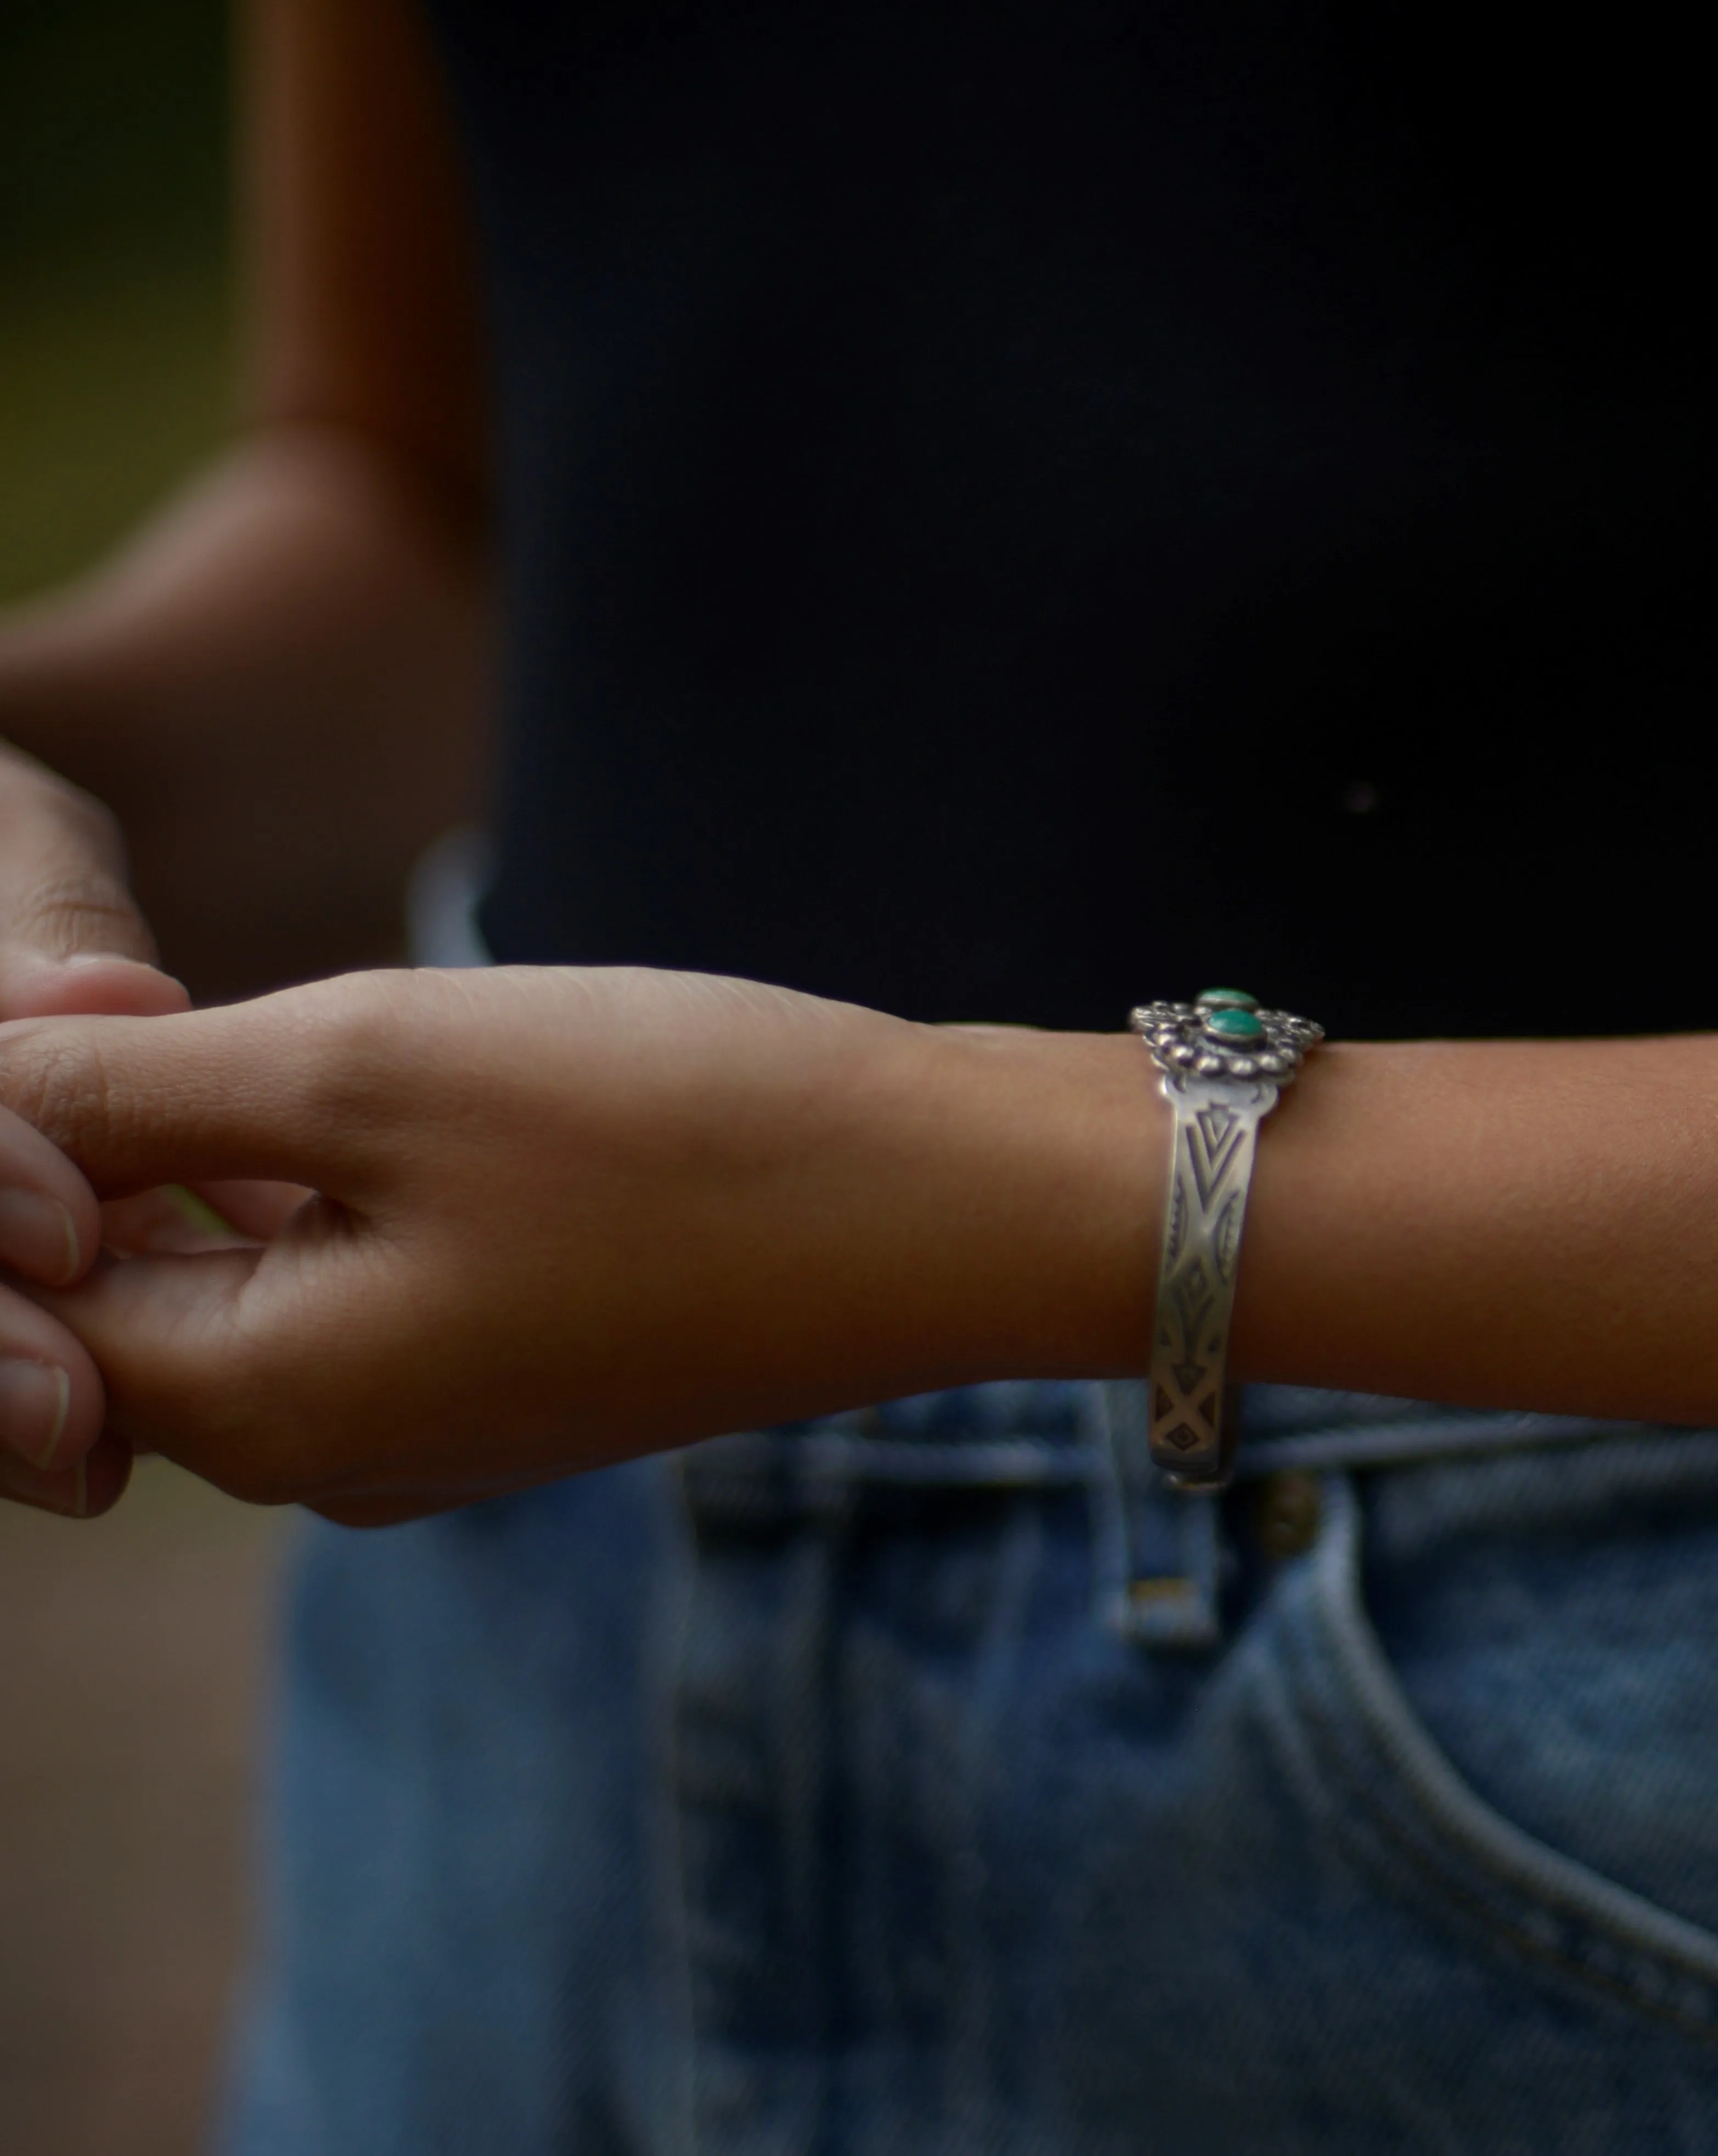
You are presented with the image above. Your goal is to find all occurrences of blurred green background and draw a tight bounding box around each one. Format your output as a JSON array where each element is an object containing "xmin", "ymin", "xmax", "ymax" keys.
[{"xmin": 0, "ymin": 0, "xmax": 233, "ymax": 602}]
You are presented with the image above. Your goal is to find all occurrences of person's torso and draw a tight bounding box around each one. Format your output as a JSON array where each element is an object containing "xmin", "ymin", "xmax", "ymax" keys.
[{"xmin": 426, "ymin": 0, "xmax": 1709, "ymax": 1036}]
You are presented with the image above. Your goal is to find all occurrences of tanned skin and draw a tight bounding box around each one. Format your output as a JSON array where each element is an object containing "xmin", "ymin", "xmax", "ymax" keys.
[{"xmin": 2, "ymin": 0, "xmax": 1715, "ymax": 1521}]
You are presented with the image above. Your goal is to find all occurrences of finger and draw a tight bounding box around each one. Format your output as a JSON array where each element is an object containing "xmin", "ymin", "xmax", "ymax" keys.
[
  {"xmin": 21, "ymin": 1241, "xmax": 282, "ymax": 1475},
  {"xmin": 21, "ymin": 1244, "xmax": 315, "ymax": 1504},
  {"xmin": 1, "ymin": 956, "xmax": 191, "ymax": 1021},
  {"xmin": 98, "ymin": 1179, "xmax": 313, "ymax": 1258},
  {"xmin": 26, "ymin": 1238, "xmax": 544, "ymax": 1516},
  {"xmin": 0, "ymin": 1102, "xmax": 103, "ymax": 1286},
  {"xmin": 0, "ymin": 1430, "xmax": 133, "ymax": 1519},
  {"xmin": 0, "ymin": 1277, "xmax": 109, "ymax": 1471},
  {"xmin": 0, "ymin": 749, "xmax": 188, "ymax": 1017},
  {"xmin": 98, "ymin": 1185, "xmax": 261, "ymax": 1257},
  {"xmin": 0, "ymin": 984, "xmax": 393, "ymax": 1202},
  {"xmin": 190, "ymin": 1178, "xmax": 314, "ymax": 1241}
]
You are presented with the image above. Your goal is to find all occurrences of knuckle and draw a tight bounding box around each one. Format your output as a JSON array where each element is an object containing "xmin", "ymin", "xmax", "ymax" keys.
[
  {"xmin": 0, "ymin": 1021, "xmax": 116, "ymax": 1158},
  {"xmin": 13, "ymin": 871, "xmax": 154, "ymax": 963},
  {"xmin": 0, "ymin": 768, "xmax": 150, "ymax": 961}
]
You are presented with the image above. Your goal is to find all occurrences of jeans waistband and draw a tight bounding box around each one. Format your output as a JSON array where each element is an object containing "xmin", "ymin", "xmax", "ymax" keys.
[
  {"xmin": 682, "ymin": 1382, "xmax": 1707, "ymax": 1655},
  {"xmin": 1232, "ymin": 1388, "xmax": 1661, "ymax": 1480},
  {"xmin": 705, "ymin": 1382, "xmax": 1661, "ymax": 1489}
]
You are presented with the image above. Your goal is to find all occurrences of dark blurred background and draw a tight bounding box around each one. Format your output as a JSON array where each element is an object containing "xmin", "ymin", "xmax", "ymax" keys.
[
  {"xmin": 1, "ymin": 0, "xmax": 233, "ymax": 601},
  {"xmin": 1, "ymin": 8, "xmax": 285, "ymax": 2154}
]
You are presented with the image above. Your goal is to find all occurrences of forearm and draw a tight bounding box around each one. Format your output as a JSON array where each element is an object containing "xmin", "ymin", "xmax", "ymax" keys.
[
  {"xmin": 11, "ymin": 972, "xmax": 1718, "ymax": 1519},
  {"xmin": 1232, "ymin": 1032, "xmax": 1718, "ymax": 1422},
  {"xmin": 0, "ymin": 424, "xmax": 492, "ymax": 1000},
  {"xmin": 928, "ymin": 1025, "xmax": 1718, "ymax": 1426}
]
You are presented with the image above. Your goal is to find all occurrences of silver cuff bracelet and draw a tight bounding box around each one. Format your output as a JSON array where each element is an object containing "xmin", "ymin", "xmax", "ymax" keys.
[{"xmin": 1129, "ymin": 990, "xmax": 1324, "ymax": 1492}]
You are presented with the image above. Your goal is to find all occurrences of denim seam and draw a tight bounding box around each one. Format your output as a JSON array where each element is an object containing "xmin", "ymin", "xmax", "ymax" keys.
[
  {"xmin": 661, "ymin": 1456, "xmax": 703, "ymax": 2155},
  {"xmin": 1232, "ymin": 1414, "xmax": 1653, "ymax": 1480},
  {"xmin": 1086, "ymin": 1385, "xmax": 1133, "ymax": 1630},
  {"xmin": 1342, "ymin": 1769, "xmax": 1718, "ymax": 2048},
  {"xmin": 783, "ymin": 1524, "xmax": 841, "ymax": 2154},
  {"xmin": 1295, "ymin": 1472, "xmax": 1718, "ymax": 2038},
  {"xmin": 693, "ymin": 1408, "xmax": 1664, "ymax": 1495},
  {"xmin": 945, "ymin": 1497, "xmax": 1046, "ymax": 2150}
]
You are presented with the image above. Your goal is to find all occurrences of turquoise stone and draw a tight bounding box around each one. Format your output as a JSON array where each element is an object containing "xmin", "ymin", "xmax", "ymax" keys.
[
  {"xmin": 1196, "ymin": 987, "xmax": 1258, "ymax": 1011},
  {"xmin": 1205, "ymin": 1006, "xmax": 1266, "ymax": 1043}
]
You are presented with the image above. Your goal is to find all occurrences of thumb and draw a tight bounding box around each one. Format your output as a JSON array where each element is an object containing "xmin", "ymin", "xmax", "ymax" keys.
[
  {"xmin": 0, "ymin": 748, "xmax": 188, "ymax": 1019},
  {"xmin": 0, "ymin": 985, "xmax": 387, "ymax": 1203}
]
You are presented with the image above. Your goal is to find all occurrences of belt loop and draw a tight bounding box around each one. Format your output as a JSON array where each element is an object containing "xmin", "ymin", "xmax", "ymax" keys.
[{"xmin": 1089, "ymin": 1380, "xmax": 1227, "ymax": 1650}]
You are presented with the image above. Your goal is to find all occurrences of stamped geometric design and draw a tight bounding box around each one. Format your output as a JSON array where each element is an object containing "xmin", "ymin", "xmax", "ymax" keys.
[
  {"xmin": 1212, "ymin": 1190, "xmax": 1244, "ymax": 1284},
  {"xmin": 1196, "ymin": 1102, "xmax": 1238, "ymax": 1153},
  {"xmin": 1150, "ymin": 1110, "xmax": 1261, "ymax": 1482},
  {"xmin": 1133, "ymin": 991, "xmax": 1322, "ymax": 1491},
  {"xmin": 1187, "ymin": 1106, "xmax": 1248, "ymax": 1209},
  {"xmin": 1174, "ymin": 1255, "xmax": 1211, "ymax": 1310},
  {"xmin": 1138, "ymin": 1004, "xmax": 1310, "ymax": 1483},
  {"xmin": 1166, "ymin": 1177, "xmax": 1188, "ymax": 1263}
]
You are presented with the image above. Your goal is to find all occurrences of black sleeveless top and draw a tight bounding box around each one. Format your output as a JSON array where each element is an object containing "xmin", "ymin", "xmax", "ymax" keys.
[{"xmin": 424, "ymin": 0, "xmax": 1708, "ymax": 1039}]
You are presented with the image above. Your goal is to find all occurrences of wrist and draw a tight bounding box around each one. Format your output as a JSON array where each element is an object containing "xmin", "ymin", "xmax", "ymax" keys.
[{"xmin": 842, "ymin": 1019, "xmax": 1166, "ymax": 1395}]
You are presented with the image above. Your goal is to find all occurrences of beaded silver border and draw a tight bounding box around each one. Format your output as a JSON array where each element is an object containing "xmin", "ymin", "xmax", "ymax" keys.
[{"xmin": 1129, "ymin": 1000, "xmax": 1323, "ymax": 1083}]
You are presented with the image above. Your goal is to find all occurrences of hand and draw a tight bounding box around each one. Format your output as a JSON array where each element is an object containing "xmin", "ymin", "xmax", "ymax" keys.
[
  {"xmin": 0, "ymin": 742, "xmax": 191, "ymax": 1514},
  {"xmin": 0, "ymin": 744, "xmax": 189, "ymax": 1023},
  {"xmin": 0, "ymin": 966, "xmax": 1152, "ymax": 1526}
]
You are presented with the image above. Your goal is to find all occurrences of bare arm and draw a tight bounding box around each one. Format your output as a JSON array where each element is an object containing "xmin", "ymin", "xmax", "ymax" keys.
[
  {"xmin": 1231, "ymin": 1031, "xmax": 1718, "ymax": 1424},
  {"xmin": 0, "ymin": 0, "xmax": 494, "ymax": 1002},
  {"xmin": 7, "ymin": 981, "xmax": 1718, "ymax": 1529},
  {"xmin": 6, "ymin": 2, "xmax": 1715, "ymax": 1522}
]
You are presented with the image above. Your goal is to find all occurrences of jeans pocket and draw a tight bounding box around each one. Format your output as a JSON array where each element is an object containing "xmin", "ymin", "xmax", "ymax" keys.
[{"xmin": 1274, "ymin": 1435, "xmax": 1718, "ymax": 2050}]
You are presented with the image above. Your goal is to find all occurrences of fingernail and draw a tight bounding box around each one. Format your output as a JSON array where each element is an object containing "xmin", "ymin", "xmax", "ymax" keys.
[
  {"xmin": 0, "ymin": 1358, "xmax": 73, "ymax": 1471},
  {"xmin": 58, "ymin": 952, "xmax": 184, "ymax": 987},
  {"xmin": 0, "ymin": 1190, "xmax": 82, "ymax": 1285},
  {"xmin": 9, "ymin": 950, "xmax": 137, "ymax": 978}
]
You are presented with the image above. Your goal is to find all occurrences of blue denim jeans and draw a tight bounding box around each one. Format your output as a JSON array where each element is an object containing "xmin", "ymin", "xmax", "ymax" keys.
[{"xmin": 220, "ymin": 1382, "xmax": 1718, "ymax": 2153}]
